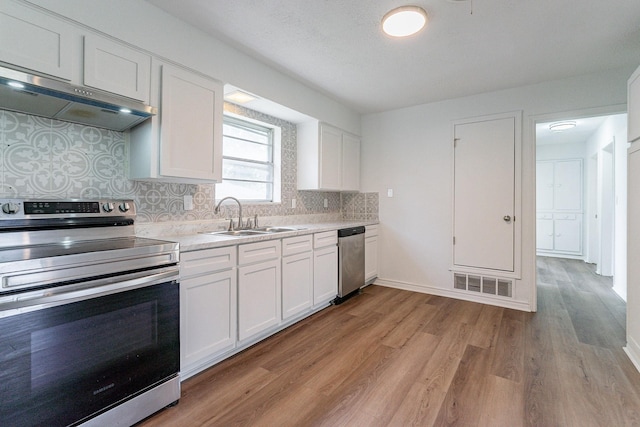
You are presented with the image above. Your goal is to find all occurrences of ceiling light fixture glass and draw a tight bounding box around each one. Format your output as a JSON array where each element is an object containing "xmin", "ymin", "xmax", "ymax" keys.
[
  {"xmin": 225, "ymin": 90, "xmax": 258, "ymax": 104},
  {"xmin": 382, "ymin": 6, "xmax": 428, "ymax": 38},
  {"xmin": 549, "ymin": 121, "xmax": 577, "ymax": 132}
]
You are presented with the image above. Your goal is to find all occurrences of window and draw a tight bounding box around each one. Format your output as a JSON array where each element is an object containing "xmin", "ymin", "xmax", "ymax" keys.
[{"xmin": 216, "ymin": 116, "xmax": 277, "ymax": 202}]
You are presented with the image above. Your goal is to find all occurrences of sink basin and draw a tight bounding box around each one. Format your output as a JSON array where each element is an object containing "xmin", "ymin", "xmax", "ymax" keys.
[
  {"xmin": 252, "ymin": 226, "xmax": 303, "ymax": 233},
  {"xmin": 199, "ymin": 226, "xmax": 306, "ymax": 237},
  {"xmin": 200, "ymin": 230, "xmax": 268, "ymax": 237}
]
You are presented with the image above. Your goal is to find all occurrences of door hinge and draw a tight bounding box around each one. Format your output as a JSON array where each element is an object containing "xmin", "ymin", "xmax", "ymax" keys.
[
  {"xmin": 453, "ymin": 236, "xmax": 455, "ymax": 245},
  {"xmin": 454, "ymin": 138, "xmax": 460, "ymax": 147}
]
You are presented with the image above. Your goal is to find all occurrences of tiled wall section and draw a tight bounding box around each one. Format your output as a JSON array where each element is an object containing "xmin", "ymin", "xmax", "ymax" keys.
[{"xmin": 0, "ymin": 107, "xmax": 378, "ymax": 223}]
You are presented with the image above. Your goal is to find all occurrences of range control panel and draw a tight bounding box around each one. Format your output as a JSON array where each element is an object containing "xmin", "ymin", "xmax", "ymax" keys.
[{"xmin": 0, "ymin": 199, "xmax": 136, "ymax": 219}]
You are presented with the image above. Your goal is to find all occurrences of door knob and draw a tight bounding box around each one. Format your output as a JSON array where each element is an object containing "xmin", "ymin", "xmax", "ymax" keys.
[{"xmin": 503, "ymin": 215, "xmax": 512, "ymax": 222}]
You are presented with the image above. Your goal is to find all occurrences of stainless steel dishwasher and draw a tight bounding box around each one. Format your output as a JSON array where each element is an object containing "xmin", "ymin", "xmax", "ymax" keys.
[{"xmin": 335, "ymin": 226, "xmax": 366, "ymax": 304}]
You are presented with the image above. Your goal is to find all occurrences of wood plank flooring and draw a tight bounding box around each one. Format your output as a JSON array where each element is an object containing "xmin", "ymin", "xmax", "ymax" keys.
[{"xmin": 139, "ymin": 257, "xmax": 640, "ymax": 426}]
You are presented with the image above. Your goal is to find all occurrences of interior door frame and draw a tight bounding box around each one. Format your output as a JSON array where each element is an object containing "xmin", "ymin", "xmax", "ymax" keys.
[
  {"xmin": 529, "ymin": 104, "xmax": 626, "ymax": 311},
  {"xmin": 451, "ymin": 110, "xmax": 523, "ymax": 279}
]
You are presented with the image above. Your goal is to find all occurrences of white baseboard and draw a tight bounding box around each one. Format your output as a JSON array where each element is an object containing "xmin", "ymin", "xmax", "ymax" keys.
[
  {"xmin": 374, "ymin": 277, "xmax": 533, "ymax": 312},
  {"xmin": 624, "ymin": 335, "xmax": 640, "ymax": 374}
]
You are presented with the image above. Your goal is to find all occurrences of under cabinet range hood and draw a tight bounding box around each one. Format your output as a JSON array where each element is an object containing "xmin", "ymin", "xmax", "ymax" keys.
[{"xmin": 0, "ymin": 66, "xmax": 156, "ymax": 131}]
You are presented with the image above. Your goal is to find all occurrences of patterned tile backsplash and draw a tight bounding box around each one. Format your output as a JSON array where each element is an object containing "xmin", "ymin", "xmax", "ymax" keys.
[{"xmin": 0, "ymin": 106, "xmax": 377, "ymax": 226}]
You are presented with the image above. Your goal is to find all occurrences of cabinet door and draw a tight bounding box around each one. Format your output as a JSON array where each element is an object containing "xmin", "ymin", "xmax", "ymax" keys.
[
  {"xmin": 238, "ymin": 259, "xmax": 281, "ymax": 342},
  {"xmin": 554, "ymin": 160, "xmax": 582, "ymax": 211},
  {"xmin": 0, "ymin": 1, "xmax": 76, "ymax": 80},
  {"xmin": 536, "ymin": 217, "xmax": 554, "ymax": 250},
  {"xmin": 313, "ymin": 245, "xmax": 338, "ymax": 306},
  {"xmin": 282, "ymin": 251, "xmax": 313, "ymax": 320},
  {"xmin": 536, "ymin": 161, "xmax": 555, "ymax": 211},
  {"xmin": 554, "ymin": 217, "xmax": 582, "ymax": 253},
  {"xmin": 365, "ymin": 235, "xmax": 378, "ymax": 283},
  {"xmin": 180, "ymin": 269, "xmax": 236, "ymax": 371},
  {"xmin": 83, "ymin": 35, "xmax": 150, "ymax": 102},
  {"xmin": 342, "ymin": 133, "xmax": 360, "ymax": 191},
  {"xmin": 160, "ymin": 64, "xmax": 223, "ymax": 181},
  {"xmin": 319, "ymin": 124, "xmax": 342, "ymax": 190}
]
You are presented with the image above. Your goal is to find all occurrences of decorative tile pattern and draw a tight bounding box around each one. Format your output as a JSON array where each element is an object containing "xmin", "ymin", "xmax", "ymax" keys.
[{"xmin": 0, "ymin": 107, "xmax": 378, "ymax": 226}]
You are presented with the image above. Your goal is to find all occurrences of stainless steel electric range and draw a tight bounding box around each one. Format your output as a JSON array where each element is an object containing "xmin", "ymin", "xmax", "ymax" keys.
[{"xmin": 0, "ymin": 198, "xmax": 180, "ymax": 427}]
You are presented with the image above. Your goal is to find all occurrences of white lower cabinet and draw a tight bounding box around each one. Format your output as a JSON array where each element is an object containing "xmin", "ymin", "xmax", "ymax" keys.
[
  {"xmin": 238, "ymin": 240, "xmax": 282, "ymax": 342},
  {"xmin": 536, "ymin": 213, "xmax": 582, "ymax": 256},
  {"xmin": 365, "ymin": 225, "xmax": 379, "ymax": 284},
  {"xmin": 179, "ymin": 247, "xmax": 236, "ymax": 377},
  {"xmin": 313, "ymin": 231, "xmax": 338, "ymax": 306},
  {"xmin": 282, "ymin": 235, "xmax": 313, "ymax": 320}
]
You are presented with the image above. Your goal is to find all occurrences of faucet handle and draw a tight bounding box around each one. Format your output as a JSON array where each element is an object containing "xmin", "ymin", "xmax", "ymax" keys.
[
  {"xmin": 245, "ymin": 218, "xmax": 252, "ymax": 229},
  {"xmin": 254, "ymin": 214, "xmax": 259, "ymax": 228}
]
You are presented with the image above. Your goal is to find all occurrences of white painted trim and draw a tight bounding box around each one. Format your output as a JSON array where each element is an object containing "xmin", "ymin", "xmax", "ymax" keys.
[
  {"xmin": 375, "ymin": 278, "xmax": 533, "ymax": 312},
  {"xmin": 624, "ymin": 336, "xmax": 640, "ymax": 374}
]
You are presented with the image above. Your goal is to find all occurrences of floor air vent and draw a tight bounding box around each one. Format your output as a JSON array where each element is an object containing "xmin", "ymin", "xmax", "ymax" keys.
[{"xmin": 454, "ymin": 273, "xmax": 512, "ymax": 298}]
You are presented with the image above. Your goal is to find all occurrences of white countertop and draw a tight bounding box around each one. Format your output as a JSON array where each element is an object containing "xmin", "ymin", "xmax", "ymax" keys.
[{"xmin": 160, "ymin": 220, "xmax": 378, "ymax": 252}]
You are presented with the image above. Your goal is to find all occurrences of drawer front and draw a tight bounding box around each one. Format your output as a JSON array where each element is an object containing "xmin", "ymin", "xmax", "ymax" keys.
[
  {"xmin": 181, "ymin": 246, "xmax": 236, "ymax": 279},
  {"xmin": 554, "ymin": 213, "xmax": 577, "ymax": 220},
  {"xmin": 365, "ymin": 224, "xmax": 379, "ymax": 237},
  {"xmin": 536, "ymin": 213, "xmax": 553, "ymax": 220},
  {"xmin": 282, "ymin": 235, "xmax": 313, "ymax": 257},
  {"xmin": 314, "ymin": 231, "xmax": 337, "ymax": 249},
  {"xmin": 239, "ymin": 240, "xmax": 282, "ymax": 265}
]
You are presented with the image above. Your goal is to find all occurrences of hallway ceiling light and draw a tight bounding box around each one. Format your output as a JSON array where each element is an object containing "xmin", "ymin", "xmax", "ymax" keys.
[
  {"xmin": 549, "ymin": 121, "xmax": 576, "ymax": 132},
  {"xmin": 382, "ymin": 6, "xmax": 428, "ymax": 38}
]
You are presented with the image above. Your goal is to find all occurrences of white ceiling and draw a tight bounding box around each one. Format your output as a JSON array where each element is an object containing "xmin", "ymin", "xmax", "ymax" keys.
[
  {"xmin": 536, "ymin": 116, "xmax": 609, "ymax": 146},
  {"xmin": 146, "ymin": 0, "xmax": 640, "ymax": 114}
]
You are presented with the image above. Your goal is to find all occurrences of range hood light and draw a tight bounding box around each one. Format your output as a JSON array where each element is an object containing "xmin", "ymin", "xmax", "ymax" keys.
[
  {"xmin": 8, "ymin": 81, "xmax": 25, "ymax": 89},
  {"xmin": 119, "ymin": 108, "xmax": 132, "ymax": 114}
]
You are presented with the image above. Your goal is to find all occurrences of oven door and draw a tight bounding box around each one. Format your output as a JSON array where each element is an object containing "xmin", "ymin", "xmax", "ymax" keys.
[{"xmin": 0, "ymin": 268, "xmax": 180, "ymax": 427}]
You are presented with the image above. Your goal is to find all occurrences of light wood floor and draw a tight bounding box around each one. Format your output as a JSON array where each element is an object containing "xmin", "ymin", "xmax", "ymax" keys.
[{"xmin": 139, "ymin": 257, "xmax": 640, "ymax": 426}]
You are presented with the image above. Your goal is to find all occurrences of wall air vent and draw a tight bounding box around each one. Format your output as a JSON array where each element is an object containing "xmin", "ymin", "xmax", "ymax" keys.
[{"xmin": 454, "ymin": 272, "xmax": 512, "ymax": 298}]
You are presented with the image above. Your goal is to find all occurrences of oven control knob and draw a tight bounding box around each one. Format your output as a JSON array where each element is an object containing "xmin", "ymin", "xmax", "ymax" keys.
[
  {"xmin": 118, "ymin": 202, "xmax": 131, "ymax": 213},
  {"xmin": 2, "ymin": 202, "xmax": 20, "ymax": 214},
  {"xmin": 102, "ymin": 202, "xmax": 115, "ymax": 213}
]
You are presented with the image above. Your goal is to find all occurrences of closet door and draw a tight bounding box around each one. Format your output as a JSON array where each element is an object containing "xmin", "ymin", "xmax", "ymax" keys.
[{"xmin": 453, "ymin": 114, "xmax": 518, "ymax": 272}]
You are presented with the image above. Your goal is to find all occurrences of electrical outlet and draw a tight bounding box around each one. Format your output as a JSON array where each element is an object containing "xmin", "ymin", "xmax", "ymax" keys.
[
  {"xmin": 387, "ymin": 188, "xmax": 394, "ymax": 197},
  {"xmin": 323, "ymin": 198, "xmax": 328, "ymax": 208},
  {"xmin": 291, "ymin": 198, "xmax": 296, "ymax": 209},
  {"xmin": 183, "ymin": 195, "xmax": 193, "ymax": 210}
]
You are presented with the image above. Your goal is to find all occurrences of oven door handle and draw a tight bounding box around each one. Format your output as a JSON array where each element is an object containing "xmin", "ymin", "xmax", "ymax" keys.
[{"xmin": 0, "ymin": 267, "xmax": 179, "ymax": 319}]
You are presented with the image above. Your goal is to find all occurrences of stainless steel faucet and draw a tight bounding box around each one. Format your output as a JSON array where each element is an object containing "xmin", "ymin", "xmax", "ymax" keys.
[{"xmin": 214, "ymin": 197, "xmax": 243, "ymax": 231}]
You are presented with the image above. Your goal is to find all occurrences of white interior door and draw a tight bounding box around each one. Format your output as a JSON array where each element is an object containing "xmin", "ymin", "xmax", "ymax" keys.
[{"xmin": 454, "ymin": 117, "xmax": 515, "ymax": 272}]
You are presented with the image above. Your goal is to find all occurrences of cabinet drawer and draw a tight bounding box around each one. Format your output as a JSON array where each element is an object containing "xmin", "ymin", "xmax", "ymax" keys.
[
  {"xmin": 314, "ymin": 231, "xmax": 337, "ymax": 249},
  {"xmin": 239, "ymin": 240, "xmax": 281, "ymax": 265},
  {"xmin": 365, "ymin": 224, "xmax": 379, "ymax": 237},
  {"xmin": 554, "ymin": 213, "xmax": 577, "ymax": 220},
  {"xmin": 282, "ymin": 235, "xmax": 312, "ymax": 257},
  {"xmin": 180, "ymin": 246, "xmax": 236, "ymax": 279},
  {"xmin": 536, "ymin": 213, "xmax": 553, "ymax": 220}
]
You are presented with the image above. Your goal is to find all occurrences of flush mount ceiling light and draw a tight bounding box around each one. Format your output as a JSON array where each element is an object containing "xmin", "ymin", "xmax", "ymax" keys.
[
  {"xmin": 382, "ymin": 6, "xmax": 428, "ymax": 38},
  {"xmin": 549, "ymin": 121, "xmax": 577, "ymax": 132},
  {"xmin": 225, "ymin": 90, "xmax": 258, "ymax": 104}
]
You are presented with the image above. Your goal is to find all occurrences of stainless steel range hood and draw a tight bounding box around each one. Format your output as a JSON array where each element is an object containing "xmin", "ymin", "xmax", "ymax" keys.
[{"xmin": 0, "ymin": 66, "xmax": 156, "ymax": 131}]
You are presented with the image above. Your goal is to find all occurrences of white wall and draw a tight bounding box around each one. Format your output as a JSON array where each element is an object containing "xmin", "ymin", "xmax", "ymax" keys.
[
  {"xmin": 585, "ymin": 114, "xmax": 628, "ymax": 299},
  {"xmin": 24, "ymin": 0, "xmax": 361, "ymax": 135},
  {"xmin": 361, "ymin": 67, "xmax": 633, "ymax": 311}
]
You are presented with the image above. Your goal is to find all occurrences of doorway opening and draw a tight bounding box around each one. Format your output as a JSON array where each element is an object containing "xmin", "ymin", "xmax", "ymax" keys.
[{"xmin": 535, "ymin": 111, "xmax": 628, "ymax": 301}]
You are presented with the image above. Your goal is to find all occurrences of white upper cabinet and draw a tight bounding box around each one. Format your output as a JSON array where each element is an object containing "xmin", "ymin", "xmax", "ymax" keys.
[
  {"xmin": 129, "ymin": 61, "xmax": 223, "ymax": 182},
  {"xmin": 342, "ymin": 133, "xmax": 361, "ymax": 192},
  {"xmin": 83, "ymin": 35, "xmax": 151, "ymax": 102},
  {"xmin": 298, "ymin": 120, "xmax": 360, "ymax": 191},
  {"xmin": 536, "ymin": 159, "xmax": 583, "ymax": 212},
  {"xmin": 629, "ymin": 64, "xmax": 640, "ymax": 143},
  {"xmin": 0, "ymin": 0, "xmax": 78, "ymax": 80}
]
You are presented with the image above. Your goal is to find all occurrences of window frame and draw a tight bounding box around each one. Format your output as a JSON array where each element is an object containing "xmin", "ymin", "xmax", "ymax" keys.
[{"xmin": 217, "ymin": 115, "xmax": 277, "ymax": 203}]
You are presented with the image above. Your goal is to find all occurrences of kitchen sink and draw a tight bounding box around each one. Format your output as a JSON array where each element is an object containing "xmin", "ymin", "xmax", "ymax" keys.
[
  {"xmin": 199, "ymin": 226, "xmax": 306, "ymax": 237},
  {"xmin": 252, "ymin": 226, "xmax": 304, "ymax": 233}
]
